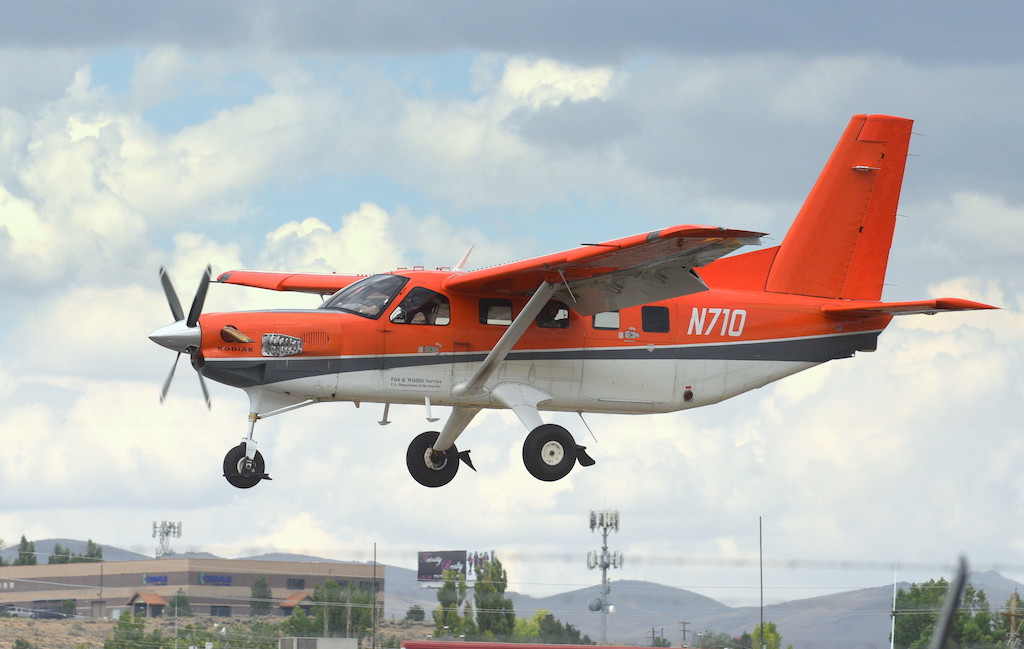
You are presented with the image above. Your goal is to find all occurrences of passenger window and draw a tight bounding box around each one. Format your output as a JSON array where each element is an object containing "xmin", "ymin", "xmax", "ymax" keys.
[
  {"xmin": 642, "ymin": 306, "xmax": 670, "ymax": 333},
  {"xmin": 535, "ymin": 300, "xmax": 570, "ymax": 329},
  {"xmin": 390, "ymin": 288, "xmax": 450, "ymax": 325},
  {"xmin": 592, "ymin": 311, "xmax": 620, "ymax": 330},
  {"xmin": 479, "ymin": 299, "xmax": 513, "ymax": 325}
]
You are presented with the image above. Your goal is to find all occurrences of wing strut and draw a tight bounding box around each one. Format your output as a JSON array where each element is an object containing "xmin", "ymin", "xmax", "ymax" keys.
[
  {"xmin": 451, "ymin": 281, "xmax": 558, "ymax": 399},
  {"xmin": 432, "ymin": 282, "xmax": 558, "ymax": 452}
]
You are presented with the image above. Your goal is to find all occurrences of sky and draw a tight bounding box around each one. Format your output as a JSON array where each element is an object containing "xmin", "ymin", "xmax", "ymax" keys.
[{"xmin": 0, "ymin": 0, "xmax": 1022, "ymax": 619}]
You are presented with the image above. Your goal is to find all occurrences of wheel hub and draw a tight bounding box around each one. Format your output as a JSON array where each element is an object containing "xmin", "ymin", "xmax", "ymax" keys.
[
  {"xmin": 424, "ymin": 449, "xmax": 448, "ymax": 471},
  {"xmin": 540, "ymin": 440, "xmax": 565, "ymax": 466},
  {"xmin": 240, "ymin": 458, "xmax": 255, "ymax": 476}
]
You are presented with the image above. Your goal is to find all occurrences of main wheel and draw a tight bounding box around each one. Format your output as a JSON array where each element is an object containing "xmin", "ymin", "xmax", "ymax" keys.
[
  {"xmin": 406, "ymin": 431, "xmax": 459, "ymax": 487},
  {"xmin": 223, "ymin": 444, "xmax": 266, "ymax": 489},
  {"xmin": 522, "ymin": 424, "xmax": 577, "ymax": 482}
]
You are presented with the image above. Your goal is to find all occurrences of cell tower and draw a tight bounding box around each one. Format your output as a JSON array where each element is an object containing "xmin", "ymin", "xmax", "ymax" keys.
[
  {"xmin": 153, "ymin": 521, "xmax": 182, "ymax": 558},
  {"xmin": 587, "ymin": 509, "xmax": 623, "ymax": 644},
  {"xmin": 1005, "ymin": 589, "xmax": 1023, "ymax": 649}
]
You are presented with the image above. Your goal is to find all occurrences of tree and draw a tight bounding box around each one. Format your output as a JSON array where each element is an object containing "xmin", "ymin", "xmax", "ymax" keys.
[
  {"xmin": 14, "ymin": 536, "xmax": 36, "ymax": 566},
  {"xmin": 167, "ymin": 588, "xmax": 192, "ymax": 617},
  {"xmin": 696, "ymin": 630, "xmax": 740, "ymax": 649},
  {"xmin": 61, "ymin": 599, "xmax": 77, "ymax": 617},
  {"xmin": 313, "ymin": 579, "xmax": 377, "ymax": 638},
  {"xmin": 48, "ymin": 539, "xmax": 103, "ymax": 564},
  {"xmin": 473, "ymin": 554, "xmax": 515, "ymax": 639},
  {"xmin": 282, "ymin": 607, "xmax": 321, "ymax": 637},
  {"xmin": 750, "ymin": 621, "xmax": 789, "ymax": 649},
  {"xmin": 103, "ymin": 612, "xmax": 164, "ymax": 649},
  {"xmin": 433, "ymin": 568, "xmax": 468, "ymax": 637},
  {"xmin": 515, "ymin": 610, "xmax": 594, "ymax": 644},
  {"xmin": 81, "ymin": 539, "xmax": 103, "ymax": 562},
  {"xmin": 49, "ymin": 543, "xmax": 72, "ymax": 564},
  {"xmin": 894, "ymin": 578, "xmax": 1002, "ymax": 649},
  {"xmin": 405, "ymin": 604, "xmax": 426, "ymax": 621},
  {"xmin": 251, "ymin": 577, "xmax": 273, "ymax": 616}
]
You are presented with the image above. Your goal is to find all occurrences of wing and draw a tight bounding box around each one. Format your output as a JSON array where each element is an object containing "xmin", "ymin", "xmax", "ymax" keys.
[
  {"xmin": 217, "ymin": 270, "xmax": 366, "ymax": 295},
  {"xmin": 821, "ymin": 297, "xmax": 997, "ymax": 317},
  {"xmin": 445, "ymin": 225, "xmax": 764, "ymax": 315}
]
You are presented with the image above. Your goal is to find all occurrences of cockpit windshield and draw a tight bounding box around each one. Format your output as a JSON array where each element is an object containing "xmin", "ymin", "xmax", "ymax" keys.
[{"xmin": 320, "ymin": 274, "xmax": 409, "ymax": 319}]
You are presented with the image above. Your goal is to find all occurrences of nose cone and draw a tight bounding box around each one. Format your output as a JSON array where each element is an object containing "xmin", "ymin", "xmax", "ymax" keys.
[{"xmin": 149, "ymin": 320, "xmax": 202, "ymax": 353}]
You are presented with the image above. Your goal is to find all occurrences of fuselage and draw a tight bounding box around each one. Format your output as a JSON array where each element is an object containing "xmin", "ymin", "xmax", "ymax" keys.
[{"xmin": 195, "ymin": 270, "xmax": 891, "ymax": 416}]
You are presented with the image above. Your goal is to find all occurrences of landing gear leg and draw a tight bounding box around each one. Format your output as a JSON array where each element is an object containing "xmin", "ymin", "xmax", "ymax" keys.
[
  {"xmin": 522, "ymin": 424, "xmax": 579, "ymax": 482},
  {"xmin": 223, "ymin": 413, "xmax": 272, "ymax": 489},
  {"xmin": 406, "ymin": 431, "xmax": 460, "ymax": 488}
]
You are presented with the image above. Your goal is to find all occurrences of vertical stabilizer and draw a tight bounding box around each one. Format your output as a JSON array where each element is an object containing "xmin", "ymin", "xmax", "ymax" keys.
[{"xmin": 765, "ymin": 114, "xmax": 913, "ymax": 300}]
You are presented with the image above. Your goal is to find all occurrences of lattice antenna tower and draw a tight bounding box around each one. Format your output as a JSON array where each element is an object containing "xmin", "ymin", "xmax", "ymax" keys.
[
  {"xmin": 1005, "ymin": 589, "xmax": 1023, "ymax": 649},
  {"xmin": 153, "ymin": 521, "xmax": 182, "ymax": 558},
  {"xmin": 587, "ymin": 509, "xmax": 623, "ymax": 644}
]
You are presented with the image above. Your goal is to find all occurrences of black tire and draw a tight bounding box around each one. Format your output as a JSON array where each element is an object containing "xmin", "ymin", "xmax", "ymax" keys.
[
  {"xmin": 522, "ymin": 424, "xmax": 577, "ymax": 481},
  {"xmin": 223, "ymin": 444, "xmax": 266, "ymax": 489},
  {"xmin": 406, "ymin": 431, "xmax": 459, "ymax": 487}
]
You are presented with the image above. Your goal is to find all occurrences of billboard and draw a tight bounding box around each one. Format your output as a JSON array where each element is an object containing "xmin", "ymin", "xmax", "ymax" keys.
[{"xmin": 417, "ymin": 551, "xmax": 467, "ymax": 581}]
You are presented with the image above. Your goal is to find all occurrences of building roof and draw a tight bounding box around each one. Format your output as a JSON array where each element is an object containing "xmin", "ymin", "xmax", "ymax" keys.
[
  {"xmin": 279, "ymin": 591, "xmax": 314, "ymax": 608},
  {"xmin": 127, "ymin": 591, "xmax": 167, "ymax": 606}
]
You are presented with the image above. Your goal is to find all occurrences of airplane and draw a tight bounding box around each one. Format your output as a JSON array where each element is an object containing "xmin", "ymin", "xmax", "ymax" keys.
[{"xmin": 149, "ymin": 114, "xmax": 996, "ymax": 489}]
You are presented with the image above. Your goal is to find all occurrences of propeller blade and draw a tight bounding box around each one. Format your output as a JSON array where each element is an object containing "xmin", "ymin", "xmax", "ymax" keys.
[
  {"xmin": 159, "ymin": 267, "xmax": 185, "ymax": 322},
  {"xmin": 186, "ymin": 264, "xmax": 212, "ymax": 328},
  {"xmin": 160, "ymin": 353, "xmax": 181, "ymax": 403},
  {"xmin": 197, "ymin": 370, "xmax": 211, "ymax": 410}
]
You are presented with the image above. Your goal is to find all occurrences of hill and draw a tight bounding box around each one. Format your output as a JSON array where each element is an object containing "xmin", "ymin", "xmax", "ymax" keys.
[
  {"xmin": 0, "ymin": 538, "xmax": 149, "ymax": 564},
  {"xmin": 4, "ymin": 540, "xmax": 1023, "ymax": 649}
]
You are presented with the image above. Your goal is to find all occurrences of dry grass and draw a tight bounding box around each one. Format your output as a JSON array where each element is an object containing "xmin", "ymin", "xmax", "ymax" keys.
[{"xmin": 0, "ymin": 616, "xmax": 436, "ymax": 649}]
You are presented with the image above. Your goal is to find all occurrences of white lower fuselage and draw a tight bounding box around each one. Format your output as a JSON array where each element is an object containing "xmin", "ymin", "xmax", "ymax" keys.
[{"xmin": 208, "ymin": 334, "xmax": 876, "ymax": 418}]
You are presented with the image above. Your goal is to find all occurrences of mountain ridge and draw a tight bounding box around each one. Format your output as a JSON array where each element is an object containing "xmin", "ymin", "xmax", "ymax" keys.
[{"xmin": 3, "ymin": 540, "xmax": 1021, "ymax": 649}]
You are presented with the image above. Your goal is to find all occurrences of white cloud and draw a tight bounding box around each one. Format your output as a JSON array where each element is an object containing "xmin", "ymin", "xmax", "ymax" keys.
[
  {"xmin": 497, "ymin": 58, "xmax": 619, "ymax": 109},
  {"xmin": 0, "ymin": 36, "xmax": 1020, "ymax": 612},
  {"xmin": 260, "ymin": 204, "xmax": 400, "ymax": 273}
]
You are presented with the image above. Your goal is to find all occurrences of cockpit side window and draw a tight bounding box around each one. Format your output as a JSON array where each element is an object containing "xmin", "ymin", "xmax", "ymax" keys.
[
  {"xmin": 390, "ymin": 288, "xmax": 450, "ymax": 325},
  {"xmin": 320, "ymin": 274, "xmax": 409, "ymax": 319},
  {"xmin": 535, "ymin": 300, "xmax": 570, "ymax": 329}
]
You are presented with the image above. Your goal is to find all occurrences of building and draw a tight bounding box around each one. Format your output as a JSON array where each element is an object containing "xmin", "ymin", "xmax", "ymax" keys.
[{"xmin": 0, "ymin": 557, "xmax": 383, "ymax": 619}]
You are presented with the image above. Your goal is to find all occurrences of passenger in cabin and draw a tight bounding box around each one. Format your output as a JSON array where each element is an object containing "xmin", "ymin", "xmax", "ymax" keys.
[{"xmin": 536, "ymin": 301, "xmax": 569, "ymax": 328}]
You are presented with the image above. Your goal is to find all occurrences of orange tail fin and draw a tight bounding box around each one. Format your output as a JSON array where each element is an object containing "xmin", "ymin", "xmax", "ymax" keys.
[{"xmin": 765, "ymin": 114, "xmax": 913, "ymax": 300}]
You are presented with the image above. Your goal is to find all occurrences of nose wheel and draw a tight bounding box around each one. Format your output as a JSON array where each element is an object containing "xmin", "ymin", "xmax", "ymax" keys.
[
  {"xmin": 406, "ymin": 431, "xmax": 461, "ymax": 487},
  {"xmin": 223, "ymin": 444, "xmax": 269, "ymax": 489}
]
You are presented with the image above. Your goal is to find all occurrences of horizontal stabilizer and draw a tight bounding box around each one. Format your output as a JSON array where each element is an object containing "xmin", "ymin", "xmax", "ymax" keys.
[
  {"xmin": 217, "ymin": 270, "xmax": 366, "ymax": 295},
  {"xmin": 821, "ymin": 297, "xmax": 997, "ymax": 318}
]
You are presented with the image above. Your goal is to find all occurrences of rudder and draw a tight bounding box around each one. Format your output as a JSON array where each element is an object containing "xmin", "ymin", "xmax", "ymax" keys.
[{"xmin": 765, "ymin": 114, "xmax": 914, "ymax": 300}]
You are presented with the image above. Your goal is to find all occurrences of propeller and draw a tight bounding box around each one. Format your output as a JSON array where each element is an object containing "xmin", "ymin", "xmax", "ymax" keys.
[{"xmin": 150, "ymin": 265, "xmax": 213, "ymax": 409}]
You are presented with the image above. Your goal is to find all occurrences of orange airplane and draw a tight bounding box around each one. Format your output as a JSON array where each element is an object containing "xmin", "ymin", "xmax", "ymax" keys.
[{"xmin": 150, "ymin": 114, "xmax": 995, "ymax": 489}]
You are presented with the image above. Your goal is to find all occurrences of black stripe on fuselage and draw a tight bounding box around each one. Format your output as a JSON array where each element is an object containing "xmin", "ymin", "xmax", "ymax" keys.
[{"xmin": 201, "ymin": 330, "xmax": 881, "ymax": 389}]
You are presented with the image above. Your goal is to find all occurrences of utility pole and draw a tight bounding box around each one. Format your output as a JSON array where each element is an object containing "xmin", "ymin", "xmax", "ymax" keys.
[
  {"xmin": 680, "ymin": 620, "xmax": 690, "ymax": 647},
  {"xmin": 587, "ymin": 509, "xmax": 623, "ymax": 644},
  {"xmin": 649, "ymin": 627, "xmax": 665, "ymax": 647}
]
